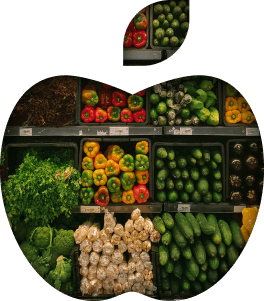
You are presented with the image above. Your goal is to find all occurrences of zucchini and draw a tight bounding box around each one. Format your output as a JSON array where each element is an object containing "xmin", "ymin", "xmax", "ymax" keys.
[
  {"xmin": 170, "ymin": 277, "xmax": 181, "ymax": 295},
  {"xmin": 161, "ymin": 278, "xmax": 170, "ymax": 291},
  {"xmin": 218, "ymin": 220, "xmax": 233, "ymax": 246},
  {"xmin": 160, "ymin": 267, "xmax": 168, "ymax": 279},
  {"xmin": 181, "ymin": 275, "xmax": 191, "ymax": 291},
  {"xmin": 153, "ymin": 215, "xmax": 166, "ymax": 234},
  {"xmin": 196, "ymin": 213, "xmax": 216, "ymax": 235},
  {"xmin": 207, "ymin": 214, "xmax": 222, "ymax": 244},
  {"xmin": 198, "ymin": 271, "xmax": 207, "ymax": 283},
  {"xmin": 175, "ymin": 212, "xmax": 194, "ymax": 240},
  {"xmin": 192, "ymin": 280, "xmax": 203, "ymax": 295},
  {"xmin": 200, "ymin": 259, "xmax": 208, "ymax": 272},
  {"xmin": 161, "ymin": 212, "xmax": 175, "ymax": 230},
  {"xmin": 185, "ymin": 212, "xmax": 201, "ymax": 237},
  {"xmin": 219, "ymin": 259, "xmax": 229, "ymax": 275}
]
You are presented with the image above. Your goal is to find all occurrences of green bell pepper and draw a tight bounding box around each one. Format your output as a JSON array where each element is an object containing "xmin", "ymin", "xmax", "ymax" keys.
[
  {"xmin": 107, "ymin": 177, "xmax": 121, "ymax": 193},
  {"xmin": 110, "ymin": 191, "xmax": 123, "ymax": 203},
  {"xmin": 135, "ymin": 154, "xmax": 149, "ymax": 171},
  {"xmin": 79, "ymin": 187, "xmax": 95, "ymax": 205},
  {"xmin": 81, "ymin": 170, "xmax": 94, "ymax": 187},
  {"xmin": 194, "ymin": 107, "xmax": 211, "ymax": 122},
  {"xmin": 206, "ymin": 107, "xmax": 219, "ymax": 126},
  {"xmin": 120, "ymin": 172, "xmax": 136, "ymax": 190},
  {"xmin": 119, "ymin": 154, "xmax": 135, "ymax": 172},
  {"xmin": 127, "ymin": 95, "xmax": 144, "ymax": 112}
]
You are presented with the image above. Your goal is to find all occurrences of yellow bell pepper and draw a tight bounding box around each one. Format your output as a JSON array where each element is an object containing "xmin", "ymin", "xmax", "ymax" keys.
[
  {"xmin": 107, "ymin": 145, "xmax": 124, "ymax": 162},
  {"xmin": 93, "ymin": 169, "xmax": 107, "ymax": 186},
  {"xmin": 105, "ymin": 160, "xmax": 120, "ymax": 177},
  {"xmin": 122, "ymin": 190, "xmax": 135, "ymax": 204},
  {"xmin": 82, "ymin": 156, "xmax": 94, "ymax": 170},
  {"xmin": 94, "ymin": 153, "xmax": 107, "ymax": 169},
  {"xmin": 111, "ymin": 191, "xmax": 122, "ymax": 203},
  {"xmin": 240, "ymin": 225, "xmax": 250, "ymax": 243},
  {"xmin": 225, "ymin": 97, "xmax": 238, "ymax": 111},
  {"xmin": 104, "ymin": 145, "xmax": 114, "ymax": 158},
  {"xmin": 135, "ymin": 141, "xmax": 149, "ymax": 154},
  {"xmin": 83, "ymin": 141, "xmax": 100, "ymax": 158},
  {"xmin": 242, "ymin": 207, "xmax": 259, "ymax": 234},
  {"xmin": 225, "ymin": 110, "xmax": 241, "ymax": 123},
  {"xmin": 237, "ymin": 97, "xmax": 250, "ymax": 113},
  {"xmin": 241, "ymin": 111, "xmax": 255, "ymax": 124},
  {"xmin": 135, "ymin": 170, "xmax": 149, "ymax": 184}
]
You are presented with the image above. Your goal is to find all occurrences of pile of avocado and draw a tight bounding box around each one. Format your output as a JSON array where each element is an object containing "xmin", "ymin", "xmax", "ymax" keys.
[
  {"xmin": 150, "ymin": 76, "xmax": 220, "ymax": 126},
  {"xmin": 155, "ymin": 146, "xmax": 223, "ymax": 203},
  {"xmin": 152, "ymin": 1, "xmax": 189, "ymax": 47},
  {"xmin": 153, "ymin": 212, "xmax": 244, "ymax": 295}
]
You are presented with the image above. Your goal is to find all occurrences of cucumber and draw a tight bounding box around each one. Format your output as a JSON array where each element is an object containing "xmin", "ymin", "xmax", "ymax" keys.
[
  {"xmin": 160, "ymin": 267, "xmax": 168, "ymax": 279},
  {"xmin": 200, "ymin": 259, "xmax": 208, "ymax": 272},
  {"xmin": 159, "ymin": 245, "xmax": 169, "ymax": 266},
  {"xmin": 196, "ymin": 213, "xmax": 216, "ymax": 235},
  {"xmin": 170, "ymin": 277, "xmax": 181, "ymax": 295},
  {"xmin": 173, "ymin": 260, "xmax": 184, "ymax": 278},
  {"xmin": 165, "ymin": 258, "xmax": 174, "ymax": 273},
  {"xmin": 206, "ymin": 268, "xmax": 218, "ymax": 284},
  {"xmin": 203, "ymin": 280, "xmax": 212, "ymax": 291},
  {"xmin": 209, "ymin": 257, "xmax": 219, "ymax": 270},
  {"xmin": 203, "ymin": 238, "xmax": 217, "ymax": 258},
  {"xmin": 175, "ymin": 212, "xmax": 194, "ymax": 240},
  {"xmin": 229, "ymin": 220, "xmax": 245, "ymax": 250},
  {"xmin": 218, "ymin": 220, "xmax": 233, "ymax": 246},
  {"xmin": 207, "ymin": 214, "xmax": 222, "ymax": 244},
  {"xmin": 226, "ymin": 244, "xmax": 239, "ymax": 267},
  {"xmin": 192, "ymin": 280, "xmax": 203, "ymax": 295},
  {"xmin": 186, "ymin": 257, "xmax": 200, "ymax": 278},
  {"xmin": 219, "ymin": 259, "xmax": 229, "ymax": 275},
  {"xmin": 184, "ymin": 270, "xmax": 196, "ymax": 282},
  {"xmin": 170, "ymin": 242, "xmax": 181, "ymax": 261},
  {"xmin": 217, "ymin": 241, "xmax": 226, "ymax": 258},
  {"xmin": 192, "ymin": 239, "xmax": 206, "ymax": 265},
  {"xmin": 185, "ymin": 212, "xmax": 201, "ymax": 237},
  {"xmin": 198, "ymin": 271, "xmax": 207, "ymax": 283},
  {"xmin": 153, "ymin": 215, "xmax": 166, "ymax": 234},
  {"xmin": 161, "ymin": 230, "xmax": 172, "ymax": 245},
  {"xmin": 162, "ymin": 212, "xmax": 175, "ymax": 230},
  {"xmin": 182, "ymin": 245, "xmax": 192, "ymax": 260},
  {"xmin": 181, "ymin": 275, "xmax": 191, "ymax": 291},
  {"xmin": 172, "ymin": 224, "xmax": 187, "ymax": 248},
  {"xmin": 161, "ymin": 278, "xmax": 170, "ymax": 291}
]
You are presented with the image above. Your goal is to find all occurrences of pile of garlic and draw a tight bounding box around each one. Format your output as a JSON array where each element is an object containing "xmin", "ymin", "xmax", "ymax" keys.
[{"xmin": 76, "ymin": 208, "xmax": 160, "ymax": 297}]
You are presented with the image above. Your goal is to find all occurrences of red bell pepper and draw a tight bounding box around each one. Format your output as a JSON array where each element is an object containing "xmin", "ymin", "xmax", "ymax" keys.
[
  {"xmin": 121, "ymin": 108, "xmax": 133, "ymax": 123},
  {"xmin": 112, "ymin": 91, "xmax": 127, "ymax": 107},
  {"xmin": 103, "ymin": 84, "xmax": 112, "ymax": 89},
  {"xmin": 95, "ymin": 107, "xmax": 107, "ymax": 123},
  {"xmin": 127, "ymin": 19, "xmax": 136, "ymax": 31},
  {"xmin": 84, "ymin": 84, "xmax": 96, "ymax": 92},
  {"xmin": 133, "ymin": 109, "xmax": 146, "ymax": 123},
  {"xmin": 133, "ymin": 30, "xmax": 147, "ymax": 48},
  {"xmin": 107, "ymin": 106, "xmax": 121, "ymax": 122},
  {"xmin": 81, "ymin": 106, "xmax": 95, "ymax": 123},
  {"xmin": 124, "ymin": 31, "xmax": 133, "ymax": 48},
  {"xmin": 136, "ymin": 89, "xmax": 146, "ymax": 97},
  {"xmin": 134, "ymin": 13, "xmax": 148, "ymax": 30},
  {"xmin": 139, "ymin": 7, "xmax": 147, "ymax": 14},
  {"xmin": 94, "ymin": 186, "xmax": 109, "ymax": 207},
  {"xmin": 98, "ymin": 88, "xmax": 112, "ymax": 109},
  {"xmin": 133, "ymin": 184, "xmax": 149, "ymax": 203}
]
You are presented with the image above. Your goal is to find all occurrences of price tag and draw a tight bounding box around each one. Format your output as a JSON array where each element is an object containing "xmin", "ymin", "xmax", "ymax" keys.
[
  {"xmin": 180, "ymin": 127, "xmax": 192, "ymax": 135},
  {"xmin": 80, "ymin": 206, "xmax": 101, "ymax": 213},
  {"xmin": 234, "ymin": 205, "xmax": 246, "ymax": 213},
  {"xmin": 97, "ymin": 129, "xmax": 108, "ymax": 136},
  {"xmin": 174, "ymin": 128, "xmax": 180, "ymax": 135},
  {"xmin": 246, "ymin": 128, "xmax": 260, "ymax": 136},
  {"xmin": 79, "ymin": 130, "xmax": 83, "ymax": 136},
  {"xmin": 109, "ymin": 127, "xmax": 129, "ymax": 136},
  {"xmin": 178, "ymin": 204, "xmax": 191, "ymax": 212},
  {"xmin": 19, "ymin": 128, "xmax": 32, "ymax": 136}
]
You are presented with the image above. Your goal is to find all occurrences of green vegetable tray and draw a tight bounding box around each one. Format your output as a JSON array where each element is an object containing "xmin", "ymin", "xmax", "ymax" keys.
[
  {"xmin": 4, "ymin": 142, "xmax": 79, "ymax": 178},
  {"xmin": 78, "ymin": 137, "xmax": 153, "ymax": 204},
  {"xmin": 149, "ymin": 1, "xmax": 189, "ymax": 50},
  {"xmin": 152, "ymin": 141, "xmax": 226, "ymax": 205}
]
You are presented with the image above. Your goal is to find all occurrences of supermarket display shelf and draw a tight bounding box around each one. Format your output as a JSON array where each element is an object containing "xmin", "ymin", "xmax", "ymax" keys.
[
  {"xmin": 166, "ymin": 49, "xmax": 179, "ymax": 59},
  {"xmin": 4, "ymin": 125, "xmax": 261, "ymax": 137},
  {"xmin": 164, "ymin": 126, "xmax": 260, "ymax": 136},
  {"xmin": 71, "ymin": 202, "xmax": 163, "ymax": 214},
  {"xmin": 164, "ymin": 202, "xmax": 246, "ymax": 213},
  {"xmin": 4, "ymin": 126, "xmax": 163, "ymax": 136},
  {"xmin": 123, "ymin": 49, "xmax": 162, "ymax": 61}
]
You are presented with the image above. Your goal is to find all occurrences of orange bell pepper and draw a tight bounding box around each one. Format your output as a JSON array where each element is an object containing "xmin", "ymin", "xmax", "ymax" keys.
[
  {"xmin": 237, "ymin": 97, "xmax": 250, "ymax": 113},
  {"xmin": 94, "ymin": 153, "xmax": 107, "ymax": 169},
  {"xmin": 225, "ymin": 97, "xmax": 238, "ymax": 111},
  {"xmin": 225, "ymin": 110, "xmax": 241, "ymax": 123},
  {"xmin": 241, "ymin": 111, "xmax": 255, "ymax": 124},
  {"xmin": 122, "ymin": 190, "xmax": 135, "ymax": 204},
  {"xmin": 105, "ymin": 160, "xmax": 120, "ymax": 177},
  {"xmin": 135, "ymin": 170, "xmax": 149, "ymax": 184},
  {"xmin": 107, "ymin": 145, "xmax": 125, "ymax": 162}
]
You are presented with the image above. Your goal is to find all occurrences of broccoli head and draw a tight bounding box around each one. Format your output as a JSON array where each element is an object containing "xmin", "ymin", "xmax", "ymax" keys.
[
  {"xmin": 200, "ymin": 80, "xmax": 213, "ymax": 91},
  {"xmin": 30, "ymin": 225, "xmax": 53, "ymax": 250},
  {"xmin": 31, "ymin": 256, "xmax": 50, "ymax": 278},
  {"xmin": 53, "ymin": 229, "xmax": 75, "ymax": 257},
  {"xmin": 49, "ymin": 256, "xmax": 72, "ymax": 290},
  {"xmin": 13, "ymin": 220, "xmax": 28, "ymax": 243},
  {"xmin": 20, "ymin": 241, "xmax": 39, "ymax": 263},
  {"xmin": 42, "ymin": 246, "xmax": 61, "ymax": 270}
]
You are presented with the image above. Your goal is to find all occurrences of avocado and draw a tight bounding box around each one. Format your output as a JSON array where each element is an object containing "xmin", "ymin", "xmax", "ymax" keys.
[
  {"xmin": 176, "ymin": 155, "xmax": 187, "ymax": 169},
  {"xmin": 191, "ymin": 190, "xmax": 201, "ymax": 203},
  {"xmin": 170, "ymin": 36, "xmax": 179, "ymax": 47},
  {"xmin": 175, "ymin": 179, "xmax": 184, "ymax": 190},
  {"xmin": 180, "ymin": 192, "xmax": 189, "ymax": 203}
]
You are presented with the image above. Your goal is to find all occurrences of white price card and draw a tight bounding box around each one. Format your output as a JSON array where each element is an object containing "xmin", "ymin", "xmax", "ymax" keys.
[
  {"xmin": 234, "ymin": 205, "xmax": 246, "ymax": 213},
  {"xmin": 246, "ymin": 128, "xmax": 260, "ymax": 136},
  {"xmin": 180, "ymin": 127, "xmax": 192, "ymax": 135},
  {"xmin": 19, "ymin": 128, "xmax": 32, "ymax": 136},
  {"xmin": 109, "ymin": 127, "xmax": 129, "ymax": 136},
  {"xmin": 178, "ymin": 204, "xmax": 191, "ymax": 212},
  {"xmin": 97, "ymin": 129, "xmax": 108, "ymax": 136},
  {"xmin": 174, "ymin": 128, "xmax": 180, "ymax": 135},
  {"xmin": 80, "ymin": 206, "xmax": 101, "ymax": 213}
]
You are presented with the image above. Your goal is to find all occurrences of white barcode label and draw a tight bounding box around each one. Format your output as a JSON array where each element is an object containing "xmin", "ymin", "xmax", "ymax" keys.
[
  {"xmin": 97, "ymin": 129, "xmax": 108, "ymax": 136},
  {"xmin": 246, "ymin": 128, "xmax": 260, "ymax": 136},
  {"xmin": 109, "ymin": 127, "xmax": 129, "ymax": 136},
  {"xmin": 174, "ymin": 128, "xmax": 180, "ymax": 135},
  {"xmin": 178, "ymin": 204, "xmax": 191, "ymax": 212},
  {"xmin": 180, "ymin": 127, "xmax": 192, "ymax": 135},
  {"xmin": 19, "ymin": 128, "xmax": 32, "ymax": 136},
  {"xmin": 80, "ymin": 206, "xmax": 101, "ymax": 213}
]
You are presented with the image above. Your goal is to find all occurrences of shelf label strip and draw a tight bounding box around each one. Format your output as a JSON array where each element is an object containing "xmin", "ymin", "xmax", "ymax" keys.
[
  {"xmin": 80, "ymin": 206, "xmax": 101, "ymax": 213},
  {"xmin": 246, "ymin": 128, "xmax": 260, "ymax": 136},
  {"xmin": 178, "ymin": 204, "xmax": 191, "ymax": 212},
  {"xmin": 109, "ymin": 127, "xmax": 129, "ymax": 136},
  {"xmin": 19, "ymin": 128, "xmax": 32, "ymax": 136}
]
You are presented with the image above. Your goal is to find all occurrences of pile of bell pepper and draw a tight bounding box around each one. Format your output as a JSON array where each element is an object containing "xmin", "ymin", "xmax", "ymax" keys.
[
  {"xmin": 225, "ymin": 84, "xmax": 256, "ymax": 124},
  {"xmin": 124, "ymin": 7, "xmax": 148, "ymax": 49},
  {"xmin": 81, "ymin": 83, "xmax": 146, "ymax": 123},
  {"xmin": 79, "ymin": 140, "xmax": 150, "ymax": 206}
]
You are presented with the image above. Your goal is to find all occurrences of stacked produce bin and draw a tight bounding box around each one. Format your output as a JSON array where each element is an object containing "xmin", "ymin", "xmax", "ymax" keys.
[{"xmin": 0, "ymin": 75, "xmax": 262, "ymax": 300}]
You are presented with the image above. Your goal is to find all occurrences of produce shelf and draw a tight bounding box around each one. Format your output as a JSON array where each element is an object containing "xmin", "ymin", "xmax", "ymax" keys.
[
  {"xmin": 166, "ymin": 49, "xmax": 178, "ymax": 59},
  {"xmin": 123, "ymin": 49, "xmax": 162, "ymax": 61}
]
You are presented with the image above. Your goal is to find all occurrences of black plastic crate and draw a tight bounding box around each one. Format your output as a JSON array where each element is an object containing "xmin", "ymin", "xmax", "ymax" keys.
[
  {"xmin": 222, "ymin": 81, "xmax": 258, "ymax": 128},
  {"xmin": 77, "ymin": 78, "xmax": 150, "ymax": 126},
  {"xmin": 152, "ymin": 141, "xmax": 226, "ymax": 205},
  {"xmin": 72, "ymin": 239, "xmax": 158, "ymax": 299},
  {"xmin": 226, "ymin": 137, "xmax": 264, "ymax": 205},
  {"xmin": 4, "ymin": 142, "xmax": 79, "ymax": 178},
  {"xmin": 79, "ymin": 137, "xmax": 153, "ymax": 203},
  {"xmin": 150, "ymin": 1, "xmax": 189, "ymax": 51},
  {"xmin": 123, "ymin": 6, "xmax": 150, "ymax": 51}
]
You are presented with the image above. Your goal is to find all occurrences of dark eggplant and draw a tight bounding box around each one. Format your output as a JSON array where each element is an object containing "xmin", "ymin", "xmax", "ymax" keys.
[
  {"xmin": 230, "ymin": 191, "xmax": 243, "ymax": 204},
  {"xmin": 233, "ymin": 143, "xmax": 243, "ymax": 155},
  {"xmin": 245, "ymin": 175, "xmax": 256, "ymax": 188},
  {"xmin": 230, "ymin": 158, "xmax": 243, "ymax": 171},
  {"xmin": 249, "ymin": 142, "xmax": 258, "ymax": 153},
  {"xmin": 229, "ymin": 175, "xmax": 242, "ymax": 188},
  {"xmin": 245, "ymin": 155, "xmax": 258, "ymax": 170},
  {"xmin": 247, "ymin": 190, "xmax": 257, "ymax": 205}
]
